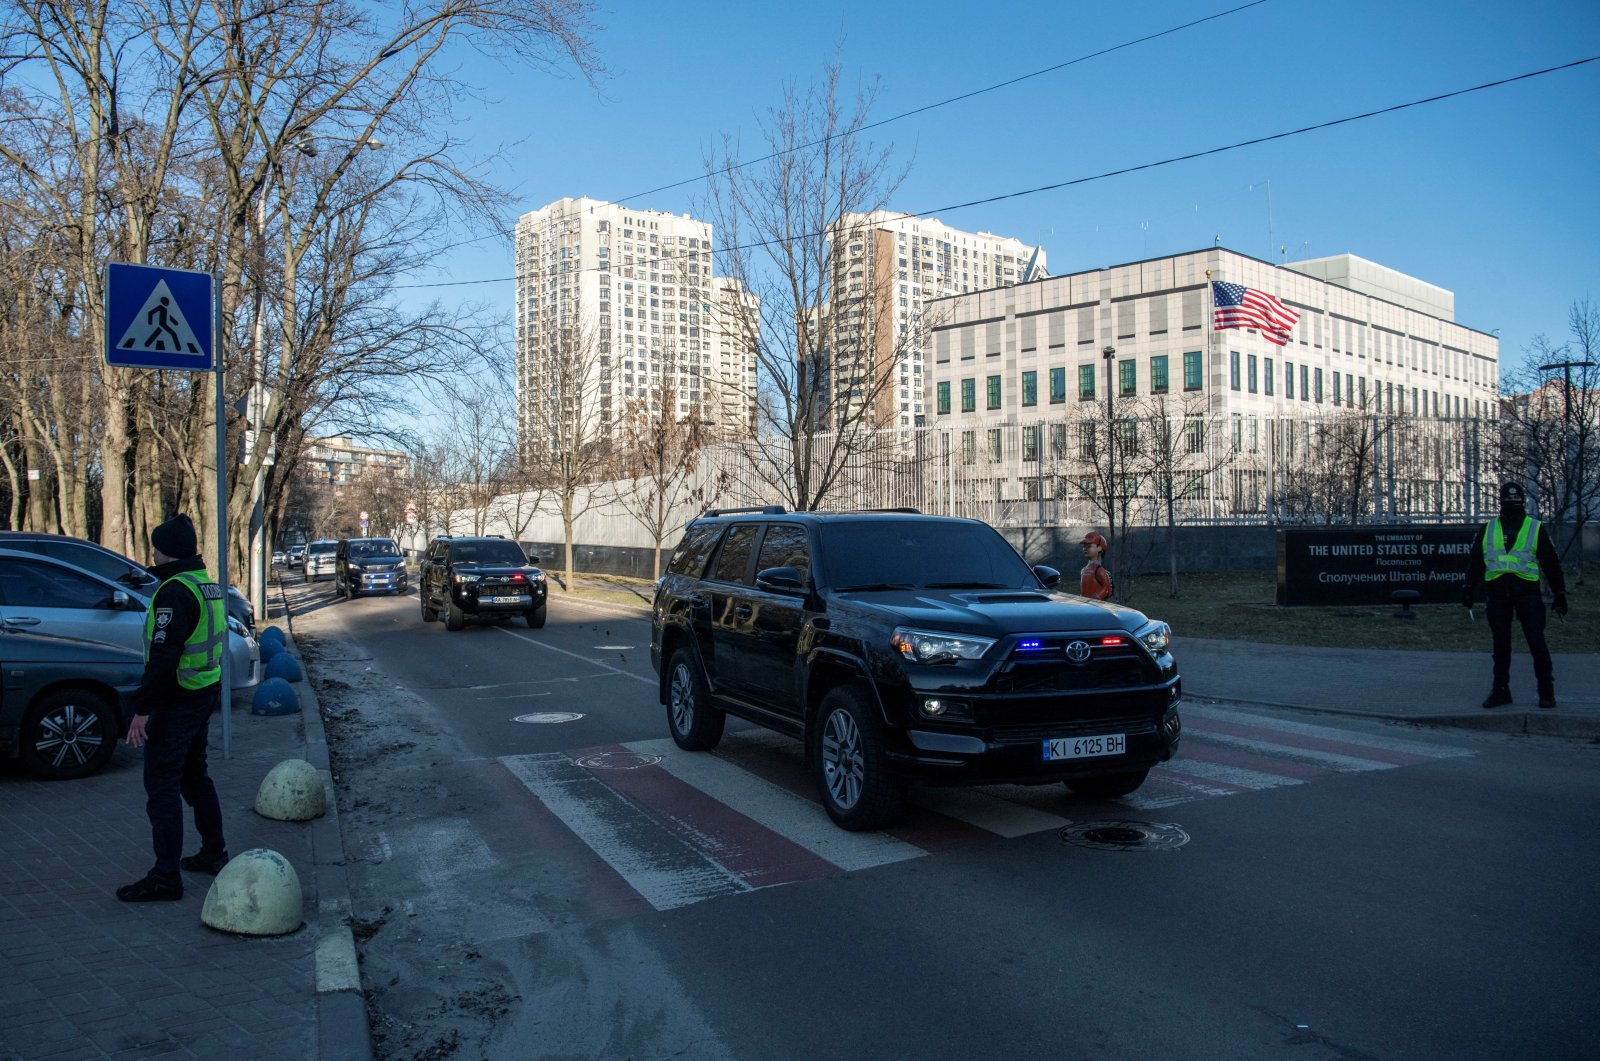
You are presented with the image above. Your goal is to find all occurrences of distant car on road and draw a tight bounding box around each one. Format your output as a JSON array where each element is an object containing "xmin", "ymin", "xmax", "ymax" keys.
[
  {"xmin": 419, "ymin": 536, "xmax": 547, "ymax": 631},
  {"xmin": 303, "ymin": 540, "xmax": 338, "ymax": 583},
  {"xmin": 286, "ymin": 544, "xmax": 306, "ymax": 569},
  {"xmin": 272, "ymin": 550, "xmax": 287, "ymax": 566},
  {"xmin": 0, "ymin": 627, "xmax": 142, "ymax": 779},
  {"xmin": 0, "ymin": 548, "xmax": 261, "ymax": 693},
  {"xmin": 336, "ymin": 537, "xmax": 408, "ymax": 598}
]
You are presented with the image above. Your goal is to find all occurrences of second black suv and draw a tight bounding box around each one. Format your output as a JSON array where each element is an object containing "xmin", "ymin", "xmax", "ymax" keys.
[
  {"xmin": 420, "ymin": 536, "xmax": 548, "ymax": 630},
  {"xmin": 650, "ymin": 509, "xmax": 1182, "ymax": 831},
  {"xmin": 336, "ymin": 537, "xmax": 408, "ymax": 599}
]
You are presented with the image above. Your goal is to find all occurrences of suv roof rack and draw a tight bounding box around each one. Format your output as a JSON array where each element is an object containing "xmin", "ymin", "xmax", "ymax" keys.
[
  {"xmin": 839, "ymin": 507, "xmax": 922, "ymax": 514},
  {"xmin": 703, "ymin": 505, "xmax": 787, "ymax": 518}
]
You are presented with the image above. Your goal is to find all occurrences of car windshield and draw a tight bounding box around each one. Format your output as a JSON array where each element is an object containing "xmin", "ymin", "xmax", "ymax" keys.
[
  {"xmin": 307, "ymin": 542, "xmax": 336, "ymax": 555},
  {"xmin": 453, "ymin": 541, "xmax": 527, "ymax": 565},
  {"xmin": 349, "ymin": 540, "xmax": 400, "ymax": 559},
  {"xmin": 820, "ymin": 521, "xmax": 1038, "ymax": 591}
]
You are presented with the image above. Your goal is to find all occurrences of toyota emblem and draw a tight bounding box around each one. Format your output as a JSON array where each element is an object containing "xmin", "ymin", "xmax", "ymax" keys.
[{"xmin": 1065, "ymin": 640, "xmax": 1092, "ymax": 663}]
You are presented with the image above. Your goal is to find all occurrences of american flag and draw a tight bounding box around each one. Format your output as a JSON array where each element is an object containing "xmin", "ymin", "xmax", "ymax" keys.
[{"xmin": 1212, "ymin": 281, "xmax": 1299, "ymax": 346}]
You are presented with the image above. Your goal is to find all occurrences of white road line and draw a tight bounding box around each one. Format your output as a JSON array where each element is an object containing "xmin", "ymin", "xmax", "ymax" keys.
[
  {"xmin": 1182, "ymin": 730, "xmax": 1398, "ymax": 773},
  {"xmin": 624, "ymin": 737, "xmax": 926, "ymax": 872},
  {"xmin": 1159, "ymin": 758, "xmax": 1307, "ymax": 792},
  {"xmin": 1186, "ymin": 704, "xmax": 1475, "ymax": 758},
  {"xmin": 552, "ymin": 594, "xmax": 654, "ymax": 619},
  {"xmin": 496, "ymin": 626, "xmax": 655, "ymax": 685},
  {"xmin": 500, "ymin": 752, "xmax": 749, "ymax": 911},
  {"xmin": 911, "ymin": 788, "xmax": 1071, "ymax": 838}
]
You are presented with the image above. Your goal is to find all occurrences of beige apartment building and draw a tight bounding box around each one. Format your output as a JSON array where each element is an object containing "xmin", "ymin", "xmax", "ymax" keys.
[
  {"xmin": 513, "ymin": 197, "xmax": 755, "ymax": 451},
  {"xmin": 301, "ymin": 435, "xmax": 410, "ymax": 486},
  {"xmin": 923, "ymin": 248, "xmax": 1501, "ymax": 520},
  {"xmin": 828, "ymin": 211, "xmax": 1046, "ymax": 428}
]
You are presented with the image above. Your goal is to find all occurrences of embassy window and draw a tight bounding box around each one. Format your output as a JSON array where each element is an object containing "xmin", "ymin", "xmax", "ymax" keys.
[
  {"xmin": 1183, "ymin": 351, "xmax": 1203, "ymax": 391},
  {"xmin": 1049, "ymin": 366, "xmax": 1066, "ymax": 404},
  {"xmin": 1022, "ymin": 425, "xmax": 1039, "ymax": 462},
  {"xmin": 1119, "ymin": 360, "xmax": 1136, "ymax": 397},
  {"xmin": 1150, "ymin": 355, "xmax": 1169, "ymax": 394},
  {"xmin": 936, "ymin": 381, "xmax": 951, "ymax": 415},
  {"xmin": 1078, "ymin": 364, "xmax": 1096, "ymax": 401},
  {"xmin": 961, "ymin": 378, "xmax": 976, "ymax": 412},
  {"xmin": 1263, "ymin": 357, "xmax": 1274, "ymax": 397},
  {"xmin": 1021, "ymin": 370, "xmax": 1038, "ymax": 407},
  {"xmin": 1247, "ymin": 354, "xmax": 1258, "ymax": 394},
  {"xmin": 986, "ymin": 375, "xmax": 1002, "ymax": 410},
  {"xmin": 1314, "ymin": 367, "xmax": 1323, "ymax": 402},
  {"xmin": 1230, "ymin": 350, "xmax": 1241, "ymax": 391},
  {"xmin": 1285, "ymin": 361, "xmax": 1295, "ymax": 399}
]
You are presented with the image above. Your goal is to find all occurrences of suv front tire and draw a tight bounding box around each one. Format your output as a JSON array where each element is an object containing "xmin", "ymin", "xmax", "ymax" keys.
[
  {"xmin": 666, "ymin": 648, "xmax": 724, "ymax": 751},
  {"xmin": 813, "ymin": 686, "xmax": 904, "ymax": 831}
]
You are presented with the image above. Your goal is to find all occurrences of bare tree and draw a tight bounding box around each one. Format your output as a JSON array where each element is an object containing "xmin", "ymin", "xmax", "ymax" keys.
[
  {"xmin": 701, "ymin": 55, "xmax": 916, "ymax": 511},
  {"xmin": 1134, "ymin": 396, "xmax": 1240, "ymax": 596},
  {"xmin": 523, "ymin": 322, "xmax": 610, "ymax": 586}
]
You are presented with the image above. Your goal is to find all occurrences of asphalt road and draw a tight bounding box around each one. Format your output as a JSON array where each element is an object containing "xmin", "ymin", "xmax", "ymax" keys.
[{"xmin": 292, "ymin": 575, "xmax": 1600, "ymax": 1061}]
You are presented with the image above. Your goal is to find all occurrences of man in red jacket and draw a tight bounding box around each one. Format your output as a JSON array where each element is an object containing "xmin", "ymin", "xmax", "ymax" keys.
[{"xmin": 1079, "ymin": 531, "xmax": 1113, "ymax": 601}]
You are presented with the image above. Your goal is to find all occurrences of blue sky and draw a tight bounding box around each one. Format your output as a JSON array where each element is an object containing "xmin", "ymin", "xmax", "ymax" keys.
[{"xmin": 400, "ymin": 0, "xmax": 1600, "ymax": 384}]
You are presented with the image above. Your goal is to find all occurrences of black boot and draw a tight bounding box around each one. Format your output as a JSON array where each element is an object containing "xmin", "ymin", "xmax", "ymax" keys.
[
  {"xmin": 1481, "ymin": 688, "xmax": 1513, "ymax": 709},
  {"xmin": 180, "ymin": 849, "xmax": 230, "ymax": 875},
  {"xmin": 1538, "ymin": 689, "xmax": 1557, "ymax": 710},
  {"xmin": 116, "ymin": 871, "xmax": 183, "ymax": 903}
]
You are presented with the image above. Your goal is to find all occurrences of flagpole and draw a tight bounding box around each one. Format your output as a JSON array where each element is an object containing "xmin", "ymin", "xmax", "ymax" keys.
[{"xmin": 1205, "ymin": 263, "xmax": 1218, "ymax": 521}]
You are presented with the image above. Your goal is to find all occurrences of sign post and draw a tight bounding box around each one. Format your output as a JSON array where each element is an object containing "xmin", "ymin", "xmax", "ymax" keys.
[{"xmin": 104, "ymin": 263, "xmax": 235, "ymax": 758}]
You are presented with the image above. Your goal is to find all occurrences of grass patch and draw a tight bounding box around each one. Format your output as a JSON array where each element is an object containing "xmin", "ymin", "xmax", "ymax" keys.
[{"xmin": 1121, "ymin": 571, "xmax": 1599, "ymax": 652}]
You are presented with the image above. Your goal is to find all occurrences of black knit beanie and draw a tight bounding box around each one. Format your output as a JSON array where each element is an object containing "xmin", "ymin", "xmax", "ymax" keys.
[{"xmin": 151, "ymin": 513, "xmax": 198, "ymax": 559}]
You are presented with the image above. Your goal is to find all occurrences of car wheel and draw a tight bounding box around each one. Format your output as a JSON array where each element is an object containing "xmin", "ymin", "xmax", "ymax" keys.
[
  {"xmin": 420, "ymin": 593, "xmax": 437, "ymax": 623},
  {"xmin": 444, "ymin": 596, "xmax": 465, "ymax": 631},
  {"xmin": 812, "ymin": 686, "xmax": 903, "ymax": 831},
  {"xmin": 526, "ymin": 603, "xmax": 547, "ymax": 629},
  {"xmin": 666, "ymin": 648, "xmax": 724, "ymax": 751},
  {"xmin": 1065, "ymin": 768, "xmax": 1151, "ymax": 799},
  {"xmin": 19, "ymin": 688, "xmax": 118, "ymax": 780}
]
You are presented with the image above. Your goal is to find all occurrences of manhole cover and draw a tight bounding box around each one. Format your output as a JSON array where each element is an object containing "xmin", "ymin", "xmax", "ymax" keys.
[
  {"xmin": 576, "ymin": 751, "xmax": 663, "ymax": 771},
  {"xmin": 1059, "ymin": 820, "xmax": 1190, "ymax": 851},
  {"xmin": 512, "ymin": 712, "xmax": 585, "ymax": 724}
]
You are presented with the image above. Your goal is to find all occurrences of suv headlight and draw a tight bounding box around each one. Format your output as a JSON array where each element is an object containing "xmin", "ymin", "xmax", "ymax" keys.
[
  {"xmin": 890, "ymin": 627, "xmax": 996, "ymax": 664},
  {"xmin": 1135, "ymin": 620, "xmax": 1172, "ymax": 654},
  {"xmin": 453, "ymin": 572, "xmax": 480, "ymax": 584}
]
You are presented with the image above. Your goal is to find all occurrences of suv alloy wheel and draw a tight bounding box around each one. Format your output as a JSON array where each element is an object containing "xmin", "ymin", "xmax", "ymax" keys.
[
  {"xmin": 20, "ymin": 688, "xmax": 118, "ymax": 779},
  {"xmin": 420, "ymin": 593, "xmax": 437, "ymax": 622},
  {"xmin": 445, "ymin": 595, "xmax": 465, "ymax": 631},
  {"xmin": 666, "ymin": 648, "xmax": 724, "ymax": 751},
  {"xmin": 813, "ymin": 686, "xmax": 903, "ymax": 831}
]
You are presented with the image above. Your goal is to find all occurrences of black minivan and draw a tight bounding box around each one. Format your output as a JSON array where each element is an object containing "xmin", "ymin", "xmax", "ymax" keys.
[{"xmin": 335, "ymin": 537, "xmax": 408, "ymax": 598}]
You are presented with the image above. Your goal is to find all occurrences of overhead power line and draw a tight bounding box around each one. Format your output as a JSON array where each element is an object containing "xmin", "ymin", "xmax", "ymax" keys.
[
  {"xmin": 613, "ymin": 0, "xmax": 1273, "ymax": 206},
  {"xmin": 394, "ymin": 54, "xmax": 1600, "ymax": 291}
]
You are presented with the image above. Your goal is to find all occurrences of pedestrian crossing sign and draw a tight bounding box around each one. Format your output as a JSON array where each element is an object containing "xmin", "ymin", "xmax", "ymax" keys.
[{"xmin": 103, "ymin": 261, "xmax": 215, "ymax": 370}]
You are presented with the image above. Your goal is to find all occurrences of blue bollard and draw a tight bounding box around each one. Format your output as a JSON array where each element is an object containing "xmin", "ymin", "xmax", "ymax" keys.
[
  {"xmin": 264, "ymin": 653, "xmax": 304, "ymax": 683},
  {"xmin": 259, "ymin": 639, "xmax": 285, "ymax": 663},
  {"xmin": 258, "ymin": 626, "xmax": 287, "ymax": 649},
  {"xmin": 251, "ymin": 677, "xmax": 299, "ymax": 716}
]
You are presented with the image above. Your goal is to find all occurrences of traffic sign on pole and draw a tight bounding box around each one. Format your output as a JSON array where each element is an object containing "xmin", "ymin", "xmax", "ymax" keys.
[{"xmin": 103, "ymin": 262, "xmax": 215, "ymax": 370}]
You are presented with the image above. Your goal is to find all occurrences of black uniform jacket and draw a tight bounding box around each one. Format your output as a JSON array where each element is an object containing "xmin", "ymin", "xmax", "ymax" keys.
[{"xmin": 1464, "ymin": 513, "xmax": 1567, "ymax": 599}]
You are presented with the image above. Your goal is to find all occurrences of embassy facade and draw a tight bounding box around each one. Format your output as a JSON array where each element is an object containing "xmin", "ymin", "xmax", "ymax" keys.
[{"xmin": 920, "ymin": 248, "xmax": 1501, "ymax": 523}]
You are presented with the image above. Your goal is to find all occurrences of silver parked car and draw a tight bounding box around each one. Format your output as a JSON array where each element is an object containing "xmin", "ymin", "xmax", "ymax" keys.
[
  {"xmin": 0, "ymin": 549, "xmax": 261, "ymax": 692},
  {"xmin": 0, "ymin": 627, "xmax": 142, "ymax": 779}
]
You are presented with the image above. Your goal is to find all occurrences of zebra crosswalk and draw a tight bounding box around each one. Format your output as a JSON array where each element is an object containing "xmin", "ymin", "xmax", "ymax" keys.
[{"xmin": 496, "ymin": 704, "xmax": 1474, "ymax": 913}]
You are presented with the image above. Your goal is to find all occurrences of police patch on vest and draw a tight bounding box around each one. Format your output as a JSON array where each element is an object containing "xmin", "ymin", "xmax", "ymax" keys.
[
  {"xmin": 199, "ymin": 583, "xmax": 224, "ymax": 599},
  {"xmin": 155, "ymin": 608, "xmax": 174, "ymax": 628}
]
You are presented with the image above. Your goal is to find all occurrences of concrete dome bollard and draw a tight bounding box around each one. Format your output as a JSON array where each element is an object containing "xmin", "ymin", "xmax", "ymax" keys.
[
  {"xmin": 264, "ymin": 652, "xmax": 303, "ymax": 682},
  {"xmin": 254, "ymin": 758, "xmax": 326, "ymax": 821},
  {"xmin": 258, "ymin": 626, "xmax": 287, "ymax": 649},
  {"xmin": 259, "ymin": 638, "xmax": 285, "ymax": 663},
  {"xmin": 201, "ymin": 848, "xmax": 303, "ymax": 936},
  {"xmin": 251, "ymin": 677, "xmax": 299, "ymax": 716}
]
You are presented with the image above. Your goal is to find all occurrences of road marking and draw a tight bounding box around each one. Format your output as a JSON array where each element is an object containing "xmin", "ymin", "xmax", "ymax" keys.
[
  {"xmin": 910, "ymin": 788, "xmax": 1072, "ymax": 838},
  {"xmin": 1188, "ymin": 704, "xmax": 1475, "ymax": 759},
  {"xmin": 496, "ymin": 626, "xmax": 654, "ymax": 685},
  {"xmin": 500, "ymin": 752, "xmax": 750, "ymax": 911}
]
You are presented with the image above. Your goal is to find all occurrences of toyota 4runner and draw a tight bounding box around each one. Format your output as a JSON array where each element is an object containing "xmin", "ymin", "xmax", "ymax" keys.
[
  {"xmin": 420, "ymin": 536, "xmax": 548, "ymax": 630},
  {"xmin": 650, "ymin": 508, "xmax": 1182, "ymax": 831}
]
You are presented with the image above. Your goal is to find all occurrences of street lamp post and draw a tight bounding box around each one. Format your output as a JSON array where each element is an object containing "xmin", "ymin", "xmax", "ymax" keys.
[{"xmin": 1103, "ymin": 345, "xmax": 1116, "ymax": 543}]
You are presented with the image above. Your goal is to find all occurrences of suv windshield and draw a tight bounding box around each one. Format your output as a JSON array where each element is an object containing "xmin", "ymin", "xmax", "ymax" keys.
[
  {"xmin": 307, "ymin": 542, "xmax": 336, "ymax": 555},
  {"xmin": 451, "ymin": 541, "xmax": 527, "ymax": 566},
  {"xmin": 348, "ymin": 539, "xmax": 400, "ymax": 559},
  {"xmin": 821, "ymin": 521, "xmax": 1037, "ymax": 591}
]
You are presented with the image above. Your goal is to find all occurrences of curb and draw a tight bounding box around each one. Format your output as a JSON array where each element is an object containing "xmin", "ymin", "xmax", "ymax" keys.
[
  {"xmin": 277, "ymin": 579, "xmax": 375, "ymax": 1061},
  {"xmin": 1188, "ymin": 692, "xmax": 1600, "ymax": 740}
]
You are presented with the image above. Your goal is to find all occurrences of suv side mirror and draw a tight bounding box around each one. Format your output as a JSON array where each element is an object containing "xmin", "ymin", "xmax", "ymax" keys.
[
  {"xmin": 526, "ymin": 555, "xmax": 541, "ymax": 566},
  {"xmin": 755, "ymin": 566, "xmax": 805, "ymax": 593},
  {"xmin": 1033, "ymin": 565, "xmax": 1062, "ymax": 588}
]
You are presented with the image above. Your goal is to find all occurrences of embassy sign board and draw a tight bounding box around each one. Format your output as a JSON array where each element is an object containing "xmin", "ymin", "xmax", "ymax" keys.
[{"xmin": 1276, "ymin": 525, "xmax": 1479, "ymax": 606}]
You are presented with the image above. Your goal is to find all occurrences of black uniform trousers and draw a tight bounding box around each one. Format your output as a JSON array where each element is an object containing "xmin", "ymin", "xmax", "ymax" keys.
[
  {"xmin": 143, "ymin": 689, "xmax": 226, "ymax": 876},
  {"xmin": 1485, "ymin": 587, "xmax": 1554, "ymax": 696}
]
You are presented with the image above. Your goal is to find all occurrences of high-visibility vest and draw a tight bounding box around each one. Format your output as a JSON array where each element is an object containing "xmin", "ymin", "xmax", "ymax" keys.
[
  {"xmin": 1482, "ymin": 517, "xmax": 1542, "ymax": 583},
  {"xmin": 144, "ymin": 570, "xmax": 226, "ymax": 689}
]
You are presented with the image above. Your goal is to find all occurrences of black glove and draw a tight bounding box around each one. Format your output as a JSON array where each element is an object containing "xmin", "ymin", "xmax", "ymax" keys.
[
  {"xmin": 1461, "ymin": 587, "xmax": 1474, "ymax": 609},
  {"xmin": 1553, "ymin": 594, "xmax": 1569, "ymax": 617}
]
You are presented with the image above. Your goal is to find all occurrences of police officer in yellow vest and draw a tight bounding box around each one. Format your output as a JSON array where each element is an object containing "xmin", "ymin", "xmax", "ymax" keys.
[
  {"xmin": 1462, "ymin": 482, "xmax": 1569, "ymax": 711},
  {"xmin": 117, "ymin": 514, "xmax": 231, "ymax": 902}
]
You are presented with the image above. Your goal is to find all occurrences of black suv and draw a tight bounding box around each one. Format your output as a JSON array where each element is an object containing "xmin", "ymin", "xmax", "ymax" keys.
[
  {"xmin": 650, "ymin": 508, "xmax": 1182, "ymax": 831},
  {"xmin": 420, "ymin": 536, "xmax": 548, "ymax": 631},
  {"xmin": 335, "ymin": 537, "xmax": 408, "ymax": 599}
]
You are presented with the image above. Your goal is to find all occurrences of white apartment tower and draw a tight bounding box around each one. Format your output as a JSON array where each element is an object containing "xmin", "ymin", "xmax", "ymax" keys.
[
  {"xmin": 513, "ymin": 197, "xmax": 755, "ymax": 450},
  {"xmin": 830, "ymin": 211, "xmax": 1046, "ymax": 428}
]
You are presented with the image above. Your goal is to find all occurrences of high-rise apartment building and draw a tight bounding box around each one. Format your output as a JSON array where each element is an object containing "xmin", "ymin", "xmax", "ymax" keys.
[
  {"xmin": 513, "ymin": 197, "xmax": 755, "ymax": 452},
  {"xmin": 827, "ymin": 211, "xmax": 1046, "ymax": 428}
]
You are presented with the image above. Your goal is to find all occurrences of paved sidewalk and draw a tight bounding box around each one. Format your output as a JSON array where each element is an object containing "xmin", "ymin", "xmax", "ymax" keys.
[
  {"xmin": 1177, "ymin": 636, "xmax": 1600, "ymax": 737},
  {"xmin": 0, "ymin": 597, "xmax": 368, "ymax": 1060}
]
